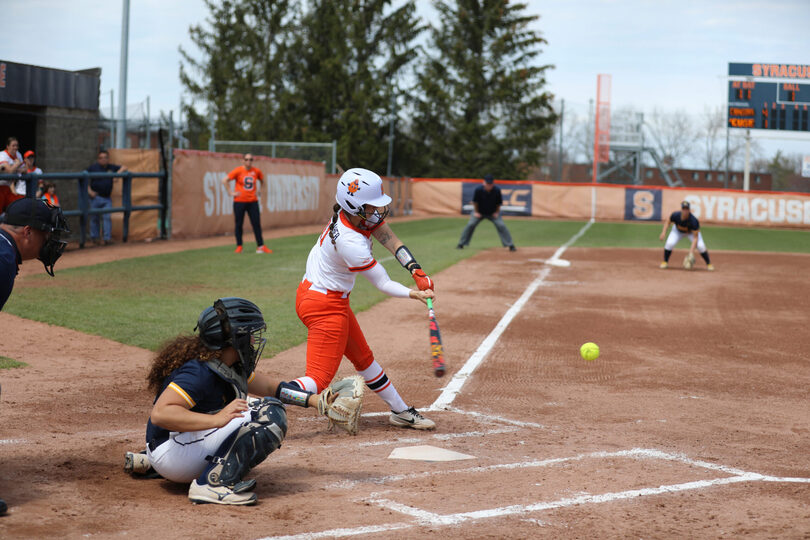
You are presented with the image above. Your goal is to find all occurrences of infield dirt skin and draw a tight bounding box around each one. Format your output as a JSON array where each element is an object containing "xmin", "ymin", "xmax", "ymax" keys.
[{"xmin": 1, "ymin": 241, "xmax": 810, "ymax": 539}]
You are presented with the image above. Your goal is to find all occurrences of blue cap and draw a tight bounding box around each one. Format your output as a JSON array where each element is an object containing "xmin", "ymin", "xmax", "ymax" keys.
[{"xmin": 484, "ymin": 174, "xmax": 494, "ymax": 184}]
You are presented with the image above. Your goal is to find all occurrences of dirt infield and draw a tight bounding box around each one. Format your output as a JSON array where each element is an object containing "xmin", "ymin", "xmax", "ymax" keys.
[{"xmin": 2, "ymin": 237, "xmax": 810, "ymax": 538}]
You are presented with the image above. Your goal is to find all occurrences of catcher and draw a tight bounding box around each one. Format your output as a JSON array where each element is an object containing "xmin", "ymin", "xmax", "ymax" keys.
[
  {"xmin": 281, "ymin": 168, "xmax": 436, "ymax": 431},
  {"xmin": 124, "ymin": 297, "xmax": 364, "ymax": 505},
  {"xmin": 658, "ymin": 200, "xmax": 715, "ymax": 271}
]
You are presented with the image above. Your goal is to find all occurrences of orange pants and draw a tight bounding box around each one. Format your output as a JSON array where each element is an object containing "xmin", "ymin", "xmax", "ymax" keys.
[
  {"xmin": 0, "ymin": 185, "xmax": 23, "ymax": 214},
  {"xmin": 295, "ymin": 280, "xmax": 374, "ymax": 391}
]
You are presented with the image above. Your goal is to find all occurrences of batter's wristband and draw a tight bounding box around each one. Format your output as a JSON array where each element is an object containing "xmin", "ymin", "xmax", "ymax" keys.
[
  {"xmin": 276, "ymin": 382, "xmax": 313, "ymax": 408},
  {"xmin": 395, "ymin": 245, "xmax": 421, "ymax": 273}
]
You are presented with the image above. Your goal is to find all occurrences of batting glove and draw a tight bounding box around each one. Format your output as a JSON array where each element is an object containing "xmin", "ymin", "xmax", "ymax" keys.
[{"xmin": 412, "ymin": 269, "xmax": 434, "ymax": 291}]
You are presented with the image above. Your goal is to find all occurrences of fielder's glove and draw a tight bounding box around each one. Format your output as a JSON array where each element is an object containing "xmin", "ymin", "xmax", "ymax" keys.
[
  {"xmin": 682, "ymin": 252, "xmax": 696, "ymax": 270},
  {"xmin": 412, "ymin": 269, "xmax": 434, "ymax": 291},
  {"xmin": 317, "ymin": 375, "xmax": 365, "ymax": 435}
]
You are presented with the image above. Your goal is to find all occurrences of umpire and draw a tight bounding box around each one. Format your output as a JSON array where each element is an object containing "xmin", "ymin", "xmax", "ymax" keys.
[
  {"xmin": 0, "ymin": 197, "xmax": 69, "ymax": 515},
  {"xmin": 456, "ymin": 174, "xmax": 516, "ymax": 251}
]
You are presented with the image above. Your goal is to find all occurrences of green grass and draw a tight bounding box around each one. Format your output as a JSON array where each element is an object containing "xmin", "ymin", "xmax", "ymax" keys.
[
  {"xmin": 578, "ymin": 222, "xmax": 810, "ymax": 252},
  {"xmin": 0, "ymin": 356, "xmax": 27, "ymax": 370},
  {"xmin": 4, "ymin": 217, "xmax": 808, "ymax": 353}
]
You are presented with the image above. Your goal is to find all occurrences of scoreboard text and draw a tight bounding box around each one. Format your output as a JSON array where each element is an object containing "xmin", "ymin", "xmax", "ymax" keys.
[{"xmin": 727, "ymin": 80, "xmax": 810, "ymax": 131}]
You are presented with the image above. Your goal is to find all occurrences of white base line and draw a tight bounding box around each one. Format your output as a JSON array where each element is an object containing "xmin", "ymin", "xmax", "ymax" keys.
[
  {"xmin": 255, "ymin": 447, "xmax": 810, "ymax": 539},
  {"xmin": 429, "ymin": 219, "xmax": 595, "ymax": 412},
  {"xmin": 548, "ymin": 217, "xmax": 594, "ymax": 263},
  {"xmin": 427, "ymin": 265, "xmax": 551, "ymax": 411}
]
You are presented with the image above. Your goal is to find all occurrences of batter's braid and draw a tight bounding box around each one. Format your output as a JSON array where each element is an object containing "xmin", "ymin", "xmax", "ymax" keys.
[
  {"xmin": 328, "ymin": 203, "xmax": 341, "ymax": 250},
  {"xmin": 147, "ymin": 335, "xmax": 222, "ymax": 394}
]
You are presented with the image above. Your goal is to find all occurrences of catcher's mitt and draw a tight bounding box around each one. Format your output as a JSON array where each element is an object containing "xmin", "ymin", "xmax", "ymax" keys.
[
  {"xmin": 682, "ymin": 252, "xmax": 695, "ymax": 270},
  {"xmin": 317, "ymin": 375, "xmax": 364, "ymax": 435}
]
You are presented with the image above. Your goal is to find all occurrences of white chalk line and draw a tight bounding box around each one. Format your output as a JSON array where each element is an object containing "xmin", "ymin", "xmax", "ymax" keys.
[
  {"xmin": 366, "ymin": 475, "xmax": 761, "ymax": 526},
  {"xmin": 0, "ymin": 428, "xmax": 143, "ymax": 448},
  {"xmin": 277, "ymin": 427, "xmax": 519, "ymax": 457},
  {"xmin": 320, "ymin": 447, "xmax": 767, "ymax": 491},
  {"xmin": 429, "ymin": 219, "xmax": 593, "ymax": 412},
  {"xmin": 362, "ymin": 407, "xmax": 542, "ymax": 429},
  {"xmin": 256, "ymin": 447, "xmax": 810, "ymax": 539},
  {"xmin": 427, "ymin": 266, "xmax": 551, "ymax": 411},
  {"xmin": 547, "ymin": 217, "xmax": 594, "ymax": 264},
  {"xmin": 439, "ymin": 406, "xmax": 545, "ymax": 428},
  {"xmin": 0, "ymin": 439, "xmax": 26, "ymax": 445}
]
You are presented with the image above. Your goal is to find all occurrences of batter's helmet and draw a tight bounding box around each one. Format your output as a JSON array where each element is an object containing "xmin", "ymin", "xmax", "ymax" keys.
[{"xmin": 335, "ymin": 168, "xmax": 392, "ymax": 216}]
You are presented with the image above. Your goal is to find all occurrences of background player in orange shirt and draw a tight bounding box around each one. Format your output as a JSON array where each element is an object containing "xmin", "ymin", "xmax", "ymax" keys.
[{"xmin": 222, "ymin": 154, "xmax": 272, "ymax": 254}]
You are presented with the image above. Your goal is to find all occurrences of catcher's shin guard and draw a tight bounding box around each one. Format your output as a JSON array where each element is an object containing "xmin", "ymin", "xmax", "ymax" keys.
[{"xmin": 205, "ymin": 398, "xmax": 287, "ymax": 487}]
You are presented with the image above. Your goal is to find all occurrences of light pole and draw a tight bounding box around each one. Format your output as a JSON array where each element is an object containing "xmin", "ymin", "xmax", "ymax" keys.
[{"xmin": 115, "ymin": 0, "xmax": 130, "ymax": 149}]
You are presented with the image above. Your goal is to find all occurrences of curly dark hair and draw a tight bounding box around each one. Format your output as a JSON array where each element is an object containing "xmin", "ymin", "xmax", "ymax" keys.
[{"xmin": 146, "ymin": 335, "xmax": 222, "ymax": 394}]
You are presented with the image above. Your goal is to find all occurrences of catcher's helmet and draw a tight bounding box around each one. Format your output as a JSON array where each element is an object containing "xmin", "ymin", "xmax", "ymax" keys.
[
  {"xmin": 335, "ymin": 168, "xmax": 392, "ymax": 217},
  {"xmin": 196, "ymin": 297, "xmax": 267, "ymax": 376},
  {"xmin": 0, "ymin": 197, "xmax": 70, "ymax": 277}
]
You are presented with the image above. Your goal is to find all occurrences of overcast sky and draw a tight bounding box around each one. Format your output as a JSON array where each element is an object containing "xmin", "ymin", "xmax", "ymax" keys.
[{"xmin": 2, "ymin": 0, "xmax": 809, "ymax": 152}]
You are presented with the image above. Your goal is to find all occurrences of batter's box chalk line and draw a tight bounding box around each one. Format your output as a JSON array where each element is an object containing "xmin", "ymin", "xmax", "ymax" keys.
[{"xmin": 257, "ymin": 447, "xmax": 810, "ymax": 540}]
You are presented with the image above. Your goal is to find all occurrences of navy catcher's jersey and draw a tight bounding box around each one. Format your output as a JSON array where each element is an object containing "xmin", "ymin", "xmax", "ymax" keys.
[
  {"xmin": 0, "ymin": 229, "xmax": 21, "ymax": 311},
  {"xmin": 670, "ymin": 211, "xmax": 700, "ymax": 233},
  {"xmin": 146, "ymin": 359, "xmax": 238, "ymax": 446}
]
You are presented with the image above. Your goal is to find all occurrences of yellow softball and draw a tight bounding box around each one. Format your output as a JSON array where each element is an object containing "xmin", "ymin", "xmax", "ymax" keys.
[{"xmin": 580, "ymin": 342, "xmax": 600, "ymax": 361}]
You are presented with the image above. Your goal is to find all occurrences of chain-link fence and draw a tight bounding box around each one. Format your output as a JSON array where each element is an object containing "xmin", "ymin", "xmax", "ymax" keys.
[{"xmin": 212, "ymin": 140, "xmax": 337, "ymax": 174}]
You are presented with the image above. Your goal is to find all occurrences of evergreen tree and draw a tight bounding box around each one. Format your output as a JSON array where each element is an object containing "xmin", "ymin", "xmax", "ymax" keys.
[
  {"xmin": 409, "ymin": 0, "xmax": 556, "ymax": 179},
  {"xmin": 179, "ymin": 0, "xmax": 297, "ymax": 145},
  {"xmin": 180, "ymin": 0, "xmax": 423, "ymax": 172},
  {"xmin": 283, "ymin": 0, "xmax": 423, "ymax": 172}
]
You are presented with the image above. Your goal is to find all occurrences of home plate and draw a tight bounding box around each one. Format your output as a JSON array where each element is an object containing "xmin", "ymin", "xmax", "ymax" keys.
[
  {"xmin": 545, "ymin": 258, "xmax": 571, "ymax": 267},
  {"xmin": 388, "ymin": 445, "xmax": 475, "ymax": 462}
]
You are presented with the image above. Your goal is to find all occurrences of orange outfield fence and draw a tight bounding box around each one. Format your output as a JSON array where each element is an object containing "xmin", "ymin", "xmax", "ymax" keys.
[{"xmin": 410, "ymin": 178, "xmax": 810, "ymax": 229}]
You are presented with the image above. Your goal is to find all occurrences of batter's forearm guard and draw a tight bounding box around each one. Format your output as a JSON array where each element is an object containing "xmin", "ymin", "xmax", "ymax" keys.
[
  {"xmin": 395, "ymin": 245, "xmax": 421, "ymax": 273},
  {"xmin": 276, "ymin": 382, "xmax": 313, "ymax": 408}
]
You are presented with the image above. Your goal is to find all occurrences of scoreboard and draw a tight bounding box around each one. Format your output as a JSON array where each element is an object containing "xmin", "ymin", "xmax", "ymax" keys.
[
  {"xmin": 727, "ymin": 81, "xmax": 810, "ymax": 131},
  {"xmin": 727, "ymin": 62, "xmax": 810, "ymax": 131}
]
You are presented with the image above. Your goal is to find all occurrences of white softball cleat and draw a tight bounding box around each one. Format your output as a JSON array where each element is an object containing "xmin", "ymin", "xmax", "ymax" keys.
[
  {"xmin": 124, "ymin": 451, "xmax": 152, "ymax": 475},
  {"xmin": 390, "ymin": 407, "xmax": 436, "ymax": 430},
  {"xmin": 188, "ymin": 479, "xmax": 257, "ymax": 505}
]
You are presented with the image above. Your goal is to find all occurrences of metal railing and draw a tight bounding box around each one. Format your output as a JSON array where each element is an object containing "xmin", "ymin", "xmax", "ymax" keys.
[{"xmin": 0, "ymin": 170, "xmax": 168, "ymax": 247}]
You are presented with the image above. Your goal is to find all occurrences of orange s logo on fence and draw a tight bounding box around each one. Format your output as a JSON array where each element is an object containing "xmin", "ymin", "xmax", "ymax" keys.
[{"xmin": 347, "ymin": 180, "xmax": 360, "ymax": 195}]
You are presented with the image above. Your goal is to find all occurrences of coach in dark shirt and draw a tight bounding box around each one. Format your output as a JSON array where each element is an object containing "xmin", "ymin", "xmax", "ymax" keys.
[
  {"xmin": 86, "ymin": 150, "xmax": 127, "ymax": 245},
  {"xmin": 456, "ymin": 174, "xmax": 516, "ymax": 251}
]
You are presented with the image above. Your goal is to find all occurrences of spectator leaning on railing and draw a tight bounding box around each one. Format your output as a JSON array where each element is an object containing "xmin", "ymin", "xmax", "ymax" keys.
[
  {"xmin": 16, "ymin": 150, "xmax": 44, "ymax": 197},
  {"xmin": 85, "ymin": 149, "xmax": 127, "ymax": 246}
]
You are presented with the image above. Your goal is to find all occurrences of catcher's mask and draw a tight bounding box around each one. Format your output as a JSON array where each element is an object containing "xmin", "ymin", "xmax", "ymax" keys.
[
  {"xmin": 195, "ymin": 297, "xmax": 267, "ymax": 377},
  {"xmin": 0, "ymin": 197, "xmax": 69, "ymax": 276},
  {"xmin": 335, "ymin": 168, "xmax": 391, "ymax": 227}
]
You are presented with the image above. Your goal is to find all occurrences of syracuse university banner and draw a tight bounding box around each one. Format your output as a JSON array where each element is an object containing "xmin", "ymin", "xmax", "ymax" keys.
[
  {"xmin": 171, "ymin": 150, "xmax": 333, "ymax": 238},
  {"xmin": 411, "ymin": 178, "xmax": 810, "ymax": 229},
  {"xmin": 624, "ymin": 186, "xmax": 810, "ymax": 228}
]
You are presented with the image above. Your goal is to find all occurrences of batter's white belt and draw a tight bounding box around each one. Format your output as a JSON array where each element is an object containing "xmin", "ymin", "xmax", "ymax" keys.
[{"xmin": 302, "ymin": 278, "xmax": 350, "ymax": 298}]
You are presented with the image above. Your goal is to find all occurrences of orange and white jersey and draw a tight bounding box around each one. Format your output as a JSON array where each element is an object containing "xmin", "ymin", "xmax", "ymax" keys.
[
  {"xmin": 0, "ymin": 150, "xmax": 23, "ymax": 186},
  {"xmin": 226, "ymin": 165, "xmax": 263, "ymax": 203},
  {"xmin": 304, "ymin": 212, "xmax": 377, "ymax": 293}
]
